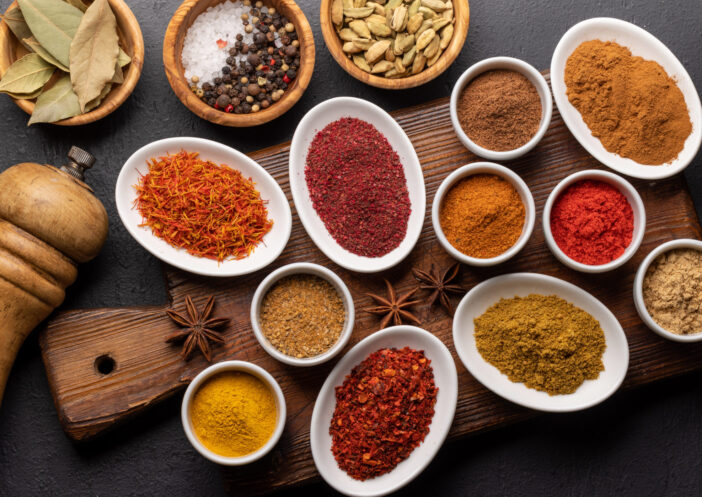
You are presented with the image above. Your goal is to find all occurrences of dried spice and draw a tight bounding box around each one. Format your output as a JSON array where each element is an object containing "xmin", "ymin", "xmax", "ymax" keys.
[
  {"xmin": 412, "ymin": 263, "xmax": 464, "ymax": 315},
  {"xmin": 365, "ymin": 279, "xmax": 420, "ymax": 329},
  {"xmin": 134, "ymin": 150, "xmax": 273, "ymax": 263},
  {"xmin": 550, "ymin": 179, "xmax": 633, "ymax": 266},
  {"xmin": 305, "ymin": 117, "xmax": 411, "ymax": 258},
  {"xmin": 457, "ymin": 69, "xmax": 542, "ymax": 151},
  {"xmin": 643, "ymin": 248, "xmax": 702, "ymax": 335},
  {"xmin": 165, "ymin": 295, "xmax": 229, "ymax": 361},
  {"xmin": 190, "ymin": 371, "xmax": 277, "ymax": 457},
  {"xmin": 474, "ymin": 294, "xmax": 606, "ymax": 395},
  {"xmin": 0, "ymin": 53, "xmax": 54, "ymax": 96},
  {"xmin": 565, "ymin": 40, "xmax": 692, "ymax": 165},
  {"xmin": 259, "ymin": 274, "xmax": 346, "ymax": 358},
  {"xmin": 439, "ymin": 174, "xmax": 525, "ymax": 258},
  {"xmin": 330, "ymin": 347, "xmax": 438, "ymax": 480}
]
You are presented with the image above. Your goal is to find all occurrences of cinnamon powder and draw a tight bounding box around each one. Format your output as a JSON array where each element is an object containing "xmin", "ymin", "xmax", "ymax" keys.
[{"xmin": 456, "ymin": 69, "xmax": 543, "ymax": 151}]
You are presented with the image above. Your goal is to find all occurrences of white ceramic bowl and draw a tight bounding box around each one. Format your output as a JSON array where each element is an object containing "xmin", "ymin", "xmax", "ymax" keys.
[
  {"xmin": 250, "ymin": 262, "xmax": 355, "ymax": 366},
  {"xmin": 633, "ymin": 238, "xmax": 702, "ymax": 342},
  {"xmin": 289, "ymin": 97, "xmax": 426, "ymax": 274},
  {"xmin": 181, "ymin": 360, "xmax": 286, "ymax": 465},
  {"xmin": 551, "ymin": 17, "xmax": 702, "ymax": 180},
  {"xmin": 115, "ymin": 137, "xmax": 292, "ymax": 277},
  {"xmin": 543, "ymin": 169, "xmax": 646, "ymax": 273},
  {"xmin": 452, "ymin": 273, "xmax": 629, "ymax": 412},
  {"xmin": 310, "ymin": 326, "xmax": 458, "ymax": 497},
  {"xmin": 449, "ymin": 56, "xmax": 553, "ymax": 161},
  {"xmin": 432, "ymin": 162, "xmax": 536, "ymax": 266}
]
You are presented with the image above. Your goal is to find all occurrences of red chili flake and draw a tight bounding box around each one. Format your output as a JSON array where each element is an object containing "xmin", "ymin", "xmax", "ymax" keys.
[
  {"xmin": 305, "ymin": 117, "xmax": 411, "ymax": 257},
  {"xmin": 283, "ymin": 74, "xmax": 291, "ymax": 84},
  {"xmin": 261, "ymin": 65, "xmax": 270, "ymax": 72},
  {"xmin": 225, "ymin": 104, "xmax": 234, "ymax": 113},
  {"xmin": 270, "ymin": 58, "xmax": 276, "ymax": 66},
  {"xmin": 216, "ymin": 38, "xmax": 227, "ymax": 49},
  {"xmin": 329, "ymin": 347, "xmax": 437, "ymax": 481},
  {"xmin": 550, "ymin": 179, "xmax": 634, "ymax": 265}
]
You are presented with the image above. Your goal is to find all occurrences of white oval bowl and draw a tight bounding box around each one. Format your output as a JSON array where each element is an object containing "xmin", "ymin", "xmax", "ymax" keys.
[
  {"xmin": 550, "ymin": 17, "xmax": 702, "ymax": 180},
  {"xmin": 432, "ymin": 162, "xmax": 536, "ymax": 266},
  {"xmin": 289, "ymin": 97, "xmax": 426, "ymax": 273},
  {"xmin": 181, "ymin": 360, "xmax": 286, "ymax": 466},
  {"xmin": 543, "ymin": 169, "xmax": 646, "ymax": 273},
  {"xmin": 310, "ymin": 326, "xmax": 458, "ymax": 497},
  {"xmin": 452, "ymin": 273, "xmax": 629, "ymax": 412},
  {"xmin": 633, "ymin": 238, "xmax": 702, "ymax": 342},
  {"xmin": 250, "ymin": 262, "xmax": 355, "ymax": 366},
  {"xmin": 449, "ymin": 56, "xmax": 553, "ymax": 161},
  {"xmin": 115, "ymin": 137, "xmax": 292, "ymax": 277}
]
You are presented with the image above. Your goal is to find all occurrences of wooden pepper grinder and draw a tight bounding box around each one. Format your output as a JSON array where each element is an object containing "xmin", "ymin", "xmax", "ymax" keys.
[{"xmin": 0, "ymin": 147, "xmax": 108, "ymax": 407}]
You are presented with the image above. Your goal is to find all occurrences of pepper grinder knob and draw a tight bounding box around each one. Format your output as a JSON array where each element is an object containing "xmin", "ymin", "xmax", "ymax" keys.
[{"xmin": 61, "ymin": 146, "xmax": 96, "ymax": 181}]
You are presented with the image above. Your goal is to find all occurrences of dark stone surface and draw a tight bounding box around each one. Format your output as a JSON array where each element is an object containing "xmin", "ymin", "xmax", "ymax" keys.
[{"xmin": 1, "ymin": 0, "xmax": 701, "ymax": 495}]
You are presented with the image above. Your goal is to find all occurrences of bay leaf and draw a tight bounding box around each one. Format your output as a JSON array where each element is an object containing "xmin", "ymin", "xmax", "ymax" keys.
[
  {"xmin": 84, "ymin": 82, "xmax": 111, "ymax": 112},
  {"xmin": 1, "ymin": 5, "xmax": 34, "ymax": 51},
  {"xmin": 64, "ymin": 0, "xmax": 88, "ymax": 12},
  {"xmin": 118, "ymin": 48, "xmax": 131, "ymax": 67},
  {"xmin": 110, "ymin": 62, "xmax": 123, "ymax": 84},
  {"xmin": 2, "ymin": 87, "xmax": 44, "ymax": 100},
  {"xmin": 0, "ymin": 53, "xmax": 54, "ymax": 94},
  {"xmin": 69, "ymin": 0, "xmax": 119, "ymax": 112},
  {"xmin": 28, "ymin": 73, "xmax": 80, "ymax": 125},
  {"xmin": 24, "ymin": 37, "xmax": 70, "ymax": 71},
  {"xmin": 18, "ymin": 0, "xmax": 83, "ymax": 68}
]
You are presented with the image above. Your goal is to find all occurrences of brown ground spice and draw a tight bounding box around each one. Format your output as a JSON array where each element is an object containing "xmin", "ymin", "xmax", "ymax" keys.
[
  {"xmin": 565, "ymin": 40, "xmax": 692, "ymax": 165},
  {"xmin": 474, "ymin": 294, "xmax": 606, "ymax": 395},
  {"xmin": 439, "ymin": 174, "xmax": 525, "ymax": 258},
  {"xmin": 457, "ymin": 69, "xmax": 543, "ymax": 151}
]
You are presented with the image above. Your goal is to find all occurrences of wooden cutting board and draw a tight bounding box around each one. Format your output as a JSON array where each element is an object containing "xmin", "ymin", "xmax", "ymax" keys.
[{"xmin": 40, "ymin": 74, "xmax": 702, "ymax": 494}]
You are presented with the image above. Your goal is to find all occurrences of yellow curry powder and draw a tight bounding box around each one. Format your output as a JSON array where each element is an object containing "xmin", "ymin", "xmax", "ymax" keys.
[
  {"xmin": 190, "ymin": 372, "xmax": 277, "ymax": 457},
  {"xmin": 474, "ymin": 294, "xmax": 606, "ymax": 395}
]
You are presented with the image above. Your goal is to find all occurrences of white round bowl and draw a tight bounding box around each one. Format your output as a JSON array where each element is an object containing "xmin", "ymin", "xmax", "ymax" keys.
[
  {"xmin": 115, "ymin": 137, "xmax": 292, "ymax": 277},
  {"xmin": 310, "ymin": 326, "xmax": 458, "ymax": 497},
  {"xmin": 289, "ymin": 97, "xmax": 426, "ymax": 274},
  {"xmin": 633, "ymin": 238, "xmax": 702, "ymax": 342},
  {"xmin": 452, "ymin": 273, "xmax": 629, "ymax": 412},
  {"xmin": 250, "ymin": 262, "xmax": 355, "ymax": 366},
  {"xmin": 551, "ymin": 17, "xmax": 702, "ymax": 180},
  {"xmin": 449, "ymin": 56, "xmax": 553, "ymax": 161},
  {"xmin": 181, "ymin": 360, "xmax": 286, "ymax": 466},
  {"xmin": 543, "ymin": 169, "xmax": 646, "ymax": 273},
  {"xmin": 432, "ymin": 162, "xmax": 536, "ymax": 266}
]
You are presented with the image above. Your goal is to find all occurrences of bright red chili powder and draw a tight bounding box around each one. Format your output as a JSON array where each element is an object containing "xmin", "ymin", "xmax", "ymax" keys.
[
  {"xmin": 329, "ymin": 347, "xmax": 437, "ymax": 481},
  {"xmin": 305, "ymin": 117, "xmax": 411, "ymax": 257},
  {"xmin": 550, "ymin": 179, "xmax": 634, "ymax": 265}
]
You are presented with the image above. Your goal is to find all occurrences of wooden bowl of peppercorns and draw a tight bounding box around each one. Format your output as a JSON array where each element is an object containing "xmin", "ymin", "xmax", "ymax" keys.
[{"xmin": 164, "ymin": 0, "xmax": 315, "ymax": 126}]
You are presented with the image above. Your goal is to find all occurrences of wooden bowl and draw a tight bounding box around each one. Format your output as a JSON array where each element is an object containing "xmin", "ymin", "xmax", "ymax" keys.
[
  {"xmin": 163, "ymin": 0, "xmax": 315, "ymax": 127},
  {"xmin": 320, "ymin": 0, "xmax": 469, "ymax": 89},
  {"xmin": 0, "ymin": 0, "xmax": 144, "ymax": 126}
]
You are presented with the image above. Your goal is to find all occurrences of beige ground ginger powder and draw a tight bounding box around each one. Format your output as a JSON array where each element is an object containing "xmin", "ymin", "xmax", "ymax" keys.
[{"xmin": 642, "ymin": 248, "xmax": 702, "ymax": 335}]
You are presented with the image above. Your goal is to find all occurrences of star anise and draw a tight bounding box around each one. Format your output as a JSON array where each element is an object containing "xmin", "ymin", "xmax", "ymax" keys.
[
  {"xmin": 412, "ymin": 263, "xmax": 465, "ymax": 315},
  {"xmin": 364, "ymin": 279, "xmax": 421, "ymax": 329},
  {"xmin": 165, "ymin": 295, "xmax": 228, "ymax": 362}
]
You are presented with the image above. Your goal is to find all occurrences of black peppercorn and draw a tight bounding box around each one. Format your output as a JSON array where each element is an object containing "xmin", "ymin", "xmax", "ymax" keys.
[
  {"xmin": 222, "ymin": 74, "xmax": 232, "ymax": 84},
  {"xmin": 235, "ymin": 105, "xmax": 243, "ymax": 113},
  {"xmin": 226, "ymin": 56, "xmax": 235, "ymax": 66},
  {"xmin": 247, "ymin": 83, "xmax": 261, "ymax": 96},
  {"xmin": 286, "ymin": 69, "xmax": 297, "ymax": 80},
  {"xmin": 207, "ymin": 97, "xmax": 216, "ymax": 106},
  {"xmin": 241, "ymin": 44, "xmax": 249, "ymax": 54},
  {"xmin": 284, "ymin": 45, "xmax": 297, "ymax": 57},
  {"xmin": 202, "ymin": 82, "xmax": 213, "ymax": 91},
  {"xmin": 214, "ymin": 77, "xmax": 222, "ymax": 84},
  {"xmin": 216, "ymin": 94, "xmax": 231, "ymax": 108},
  {"xmin": 241, "ymin": 103, "xmax": 252, "ymax": 113},
  {"xmin": 236, "ymin": 33, "xmax": 243, "ymax": 41},
  {"xmin": 221, "ymin": 66, "xmax": 231, "ymax": 75}
]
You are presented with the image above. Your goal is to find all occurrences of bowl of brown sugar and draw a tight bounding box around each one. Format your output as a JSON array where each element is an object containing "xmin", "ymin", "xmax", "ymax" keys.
[
  {"xmin": 250, "ymin": 262, "xmax": 355, "ymax": 366},
  {"xmin": 450, "ymin": 56, "xmax": 552, "ymax": 160}
]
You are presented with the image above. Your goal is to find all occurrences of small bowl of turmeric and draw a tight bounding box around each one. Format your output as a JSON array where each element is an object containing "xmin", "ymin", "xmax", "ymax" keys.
[{"xmin": 181, "ymin": 360, "xmax": 286, "ymax": 466}]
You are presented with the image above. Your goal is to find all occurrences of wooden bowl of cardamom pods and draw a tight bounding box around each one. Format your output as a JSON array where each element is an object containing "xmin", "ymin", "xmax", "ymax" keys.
[
  {"xmin": 320, "ymin": 0, "xmax": 469, "ymax": 89},
  {"xmin": 0, "ymin": 0, "xmax": 144, "ymax": 126}
]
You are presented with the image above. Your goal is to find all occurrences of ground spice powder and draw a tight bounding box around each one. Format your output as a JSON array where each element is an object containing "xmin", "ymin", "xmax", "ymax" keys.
[
  {"xmin": 456, "ymin": 69, "xmax": 542, "ymax": 151},
  {"xmin": 565, "ymin": 40, "xmax": 692, "ymax": 165},
  {"xmin": 190, "ymin": 371, "xmax": 277, "ymax": 457},
  {"xmin": 260, "ymin": 274, "xmax": 346, "ymax": 358},
  {"xmin": 439, "ymin": 174, "xmax": 525, "ymax": 258},
  {"xmin": 474, "ymin": 294, "xmax": 606, "ymax": 395},
  {"xmin": 643, "ymin": 248, "xmax": 702, "ymax": 335}
]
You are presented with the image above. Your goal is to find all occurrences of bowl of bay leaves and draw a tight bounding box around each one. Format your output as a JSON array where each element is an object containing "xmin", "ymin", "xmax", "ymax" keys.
[{"xmin": 0, "ymin": 0, "xmax": 143, "ymax": 126}]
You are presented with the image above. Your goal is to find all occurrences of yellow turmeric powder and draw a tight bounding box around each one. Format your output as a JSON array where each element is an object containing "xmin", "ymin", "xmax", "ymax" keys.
[{"xmin": 190, "ymin": 372, "xmax": 277, "ymax": 457}]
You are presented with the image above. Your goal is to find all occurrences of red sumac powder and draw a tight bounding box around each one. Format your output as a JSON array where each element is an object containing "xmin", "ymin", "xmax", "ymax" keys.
[
  {"xmin": 305, "ymin": 117, "xmax": 411, "ymax": 257},
  {"xmin": 550, "ymin": 179, "xmax": 634, "ymax": 265},
  {"xmin": 329, "ymin": 347, "xmax": 437, "ymax": 481}
]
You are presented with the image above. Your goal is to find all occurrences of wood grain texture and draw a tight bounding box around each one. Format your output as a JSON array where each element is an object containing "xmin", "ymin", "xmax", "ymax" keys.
[
  {"xmin": 40, "ymin": 74, "xmax": 702, "ymax": 494},
  {"xmin": 163, "ymin": 0, "xmax": 315, "ymax": 127},
  {"xmin": 0, "ymin": 0, "xmax": 144, "ymax": 126},
  {"xmin": 320, "ymin": 0, "xmax": 469, "ymax": 89}
]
